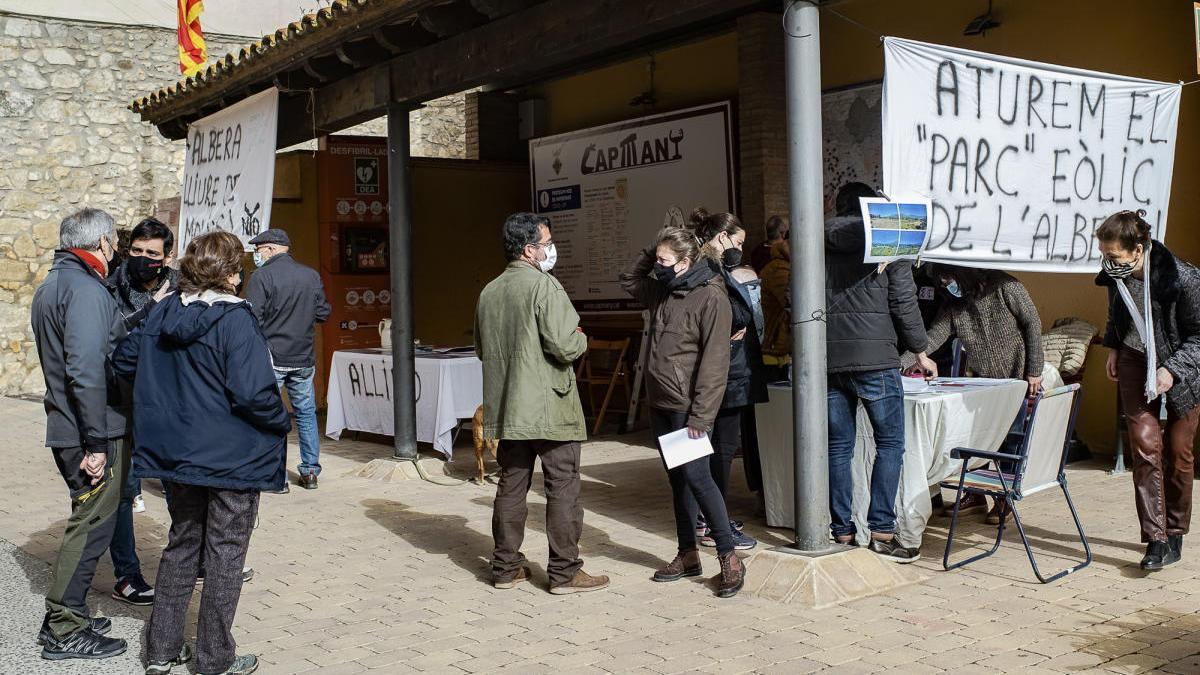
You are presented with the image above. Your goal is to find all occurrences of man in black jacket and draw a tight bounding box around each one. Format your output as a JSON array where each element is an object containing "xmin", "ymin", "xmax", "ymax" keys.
[
  {"xmin": 825, "ymin": 183, "xmax": 937, "ymax": 564},
  {"xmin": 29, "ymin": 208, "xmax": 131, "ymax": 660},
  {"xmin": 246, "ymin": 228, "xmax": 331, "ymax": 490}
]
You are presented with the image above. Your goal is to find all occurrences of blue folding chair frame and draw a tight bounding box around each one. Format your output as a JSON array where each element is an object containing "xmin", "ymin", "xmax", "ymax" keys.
[{"xmin": 942, "ymin": 384, "xmax": 1092, "ymax": 583}]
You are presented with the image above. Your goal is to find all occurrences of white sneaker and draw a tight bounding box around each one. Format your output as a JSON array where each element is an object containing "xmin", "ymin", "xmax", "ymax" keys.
[{"xmin": 132, "ymin": 495, "xmax": 146, "ymax": 513}]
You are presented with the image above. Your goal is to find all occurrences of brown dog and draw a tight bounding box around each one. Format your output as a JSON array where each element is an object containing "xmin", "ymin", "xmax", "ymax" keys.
[{"xmin": 472, "ymin": 404, "xmax": 499, "ymax": 483}]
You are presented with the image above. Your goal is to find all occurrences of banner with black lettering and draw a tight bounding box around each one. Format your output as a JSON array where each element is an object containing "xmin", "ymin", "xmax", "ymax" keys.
[
  {"xmin": 883, "ymin": 38, "xmax": 1180, "ymax": 272},
  {"xmin": 179, "ymin": 87, "xmax": 279, "ymax": 253}
]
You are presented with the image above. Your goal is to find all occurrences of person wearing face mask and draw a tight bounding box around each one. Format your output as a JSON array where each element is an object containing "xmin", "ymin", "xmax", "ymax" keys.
[
  {"xmin": 113, "ymin": 218, "xmax": 178, "ymax": 331},
  {"xmin": 1095, "ymin": 209, "xmax": 1200, "ymax": 571},
  {"xmin": 474, "ymin": 213, "xmax": 609, "ymax": 595},
  {"xmin": 620, "ymin": 226, "xmax": 744, "ymax": 598},
  {"xmin": 245, "ymin": 228, "xmax": 331, "ymax": 491},
  {"xmin": 30, "ymin": 208, "xmax": 133, "ymax": 660},
  {"xmin": 690, "ymin": 209, "xmax": 768, "ymax": 551},
  {"xmin": 903, "ymin": 264, "xmax": 1045, "ymax": 524}
]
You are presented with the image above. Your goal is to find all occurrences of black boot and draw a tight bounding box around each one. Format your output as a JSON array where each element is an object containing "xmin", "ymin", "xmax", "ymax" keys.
[
  {"xmin": 1169, "ymin": 534, "xmax": 1183, "ymax": 558},
  {"xmin": 1140, "ymin": 540, "xmax": 1174, "ymax": 571}
]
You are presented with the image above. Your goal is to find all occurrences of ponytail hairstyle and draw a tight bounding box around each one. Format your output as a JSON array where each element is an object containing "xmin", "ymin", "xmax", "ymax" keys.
[
  {"xmin": 690, "ymin": 207, "xmax": 744, "ymax": 261},
  {"xmin": 1095, "ymin": 209, "xmax": 1152, "ymax": 253},
  {"xmin": 656, "ymin": 226, "xmax": 701, "ymax": 266}
]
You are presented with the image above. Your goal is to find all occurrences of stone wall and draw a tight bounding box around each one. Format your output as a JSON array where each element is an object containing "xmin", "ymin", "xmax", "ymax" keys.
[{"xmin": 0, "ymin": 14, "xmax": 465, "ymax": 395}]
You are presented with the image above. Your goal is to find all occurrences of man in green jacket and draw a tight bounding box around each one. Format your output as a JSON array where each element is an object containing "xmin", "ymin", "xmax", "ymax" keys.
[{"xmin": 475, "ymin": 213, "xmax": 609, "ymax": 595}]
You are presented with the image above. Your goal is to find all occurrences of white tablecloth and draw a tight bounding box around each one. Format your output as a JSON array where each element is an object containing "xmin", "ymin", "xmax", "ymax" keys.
[
  {"xmin": 757, "ymin": 376, "xmax": 1031, "ymax": 548},
  {"xmin": 324, "ymin": 349, "xmax": 483, "ymax": 458}
]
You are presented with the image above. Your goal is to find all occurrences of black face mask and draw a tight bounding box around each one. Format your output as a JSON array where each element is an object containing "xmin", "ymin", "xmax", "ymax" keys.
[
  {"xmin": 722, "ymin": 248, "xmax": 742, "ymax": 268},
  {"xmin": 652, "ymin": 262, "xmax": 678, "ymax": 284},
  {"xmin": 126, "ymin": 255, "xmax": 164, "ymax": 284}
]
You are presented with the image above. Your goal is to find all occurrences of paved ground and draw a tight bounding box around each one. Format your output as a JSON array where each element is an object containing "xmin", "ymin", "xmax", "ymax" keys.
[{"xmin": 2, "ymin": 394, "xmax": 1200, "ymax": 674}]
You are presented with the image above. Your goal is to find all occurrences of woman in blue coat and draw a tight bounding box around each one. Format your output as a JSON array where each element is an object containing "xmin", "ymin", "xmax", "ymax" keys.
[{"xmin": 114, "ymin": 231, "xmax": 289, "ymax": 675}]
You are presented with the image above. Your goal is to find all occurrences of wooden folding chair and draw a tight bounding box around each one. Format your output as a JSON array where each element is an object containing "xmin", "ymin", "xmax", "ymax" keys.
[
  {"xmin": 942, "ymin": 383, "xmax": 1091, "ymax": 583},
  {"xmin": 575, "ymin": 337, "xmax": 632, "ymax": 436}
]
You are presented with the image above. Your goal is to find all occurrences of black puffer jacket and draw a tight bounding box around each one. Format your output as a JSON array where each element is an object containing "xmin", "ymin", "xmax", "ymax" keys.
[
  {"xmin": 1096, "ymin": 240, "xmax": 1200, "ymax": 417},
  {"xmin": 713, "ymin": 261, "xmax": 769, "ymax": 409},
  {"xmin": 825, "ymin": 216, "xmax": 928, "ymax": 373}
]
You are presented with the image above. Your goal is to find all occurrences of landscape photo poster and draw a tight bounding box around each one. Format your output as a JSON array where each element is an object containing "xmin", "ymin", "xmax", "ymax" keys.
[{"xmin": 860, "ymin": 197, "xmax": 932, "ymax": 263}]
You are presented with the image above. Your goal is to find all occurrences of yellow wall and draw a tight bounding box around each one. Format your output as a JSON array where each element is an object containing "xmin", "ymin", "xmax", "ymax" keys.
[
  {"xmin": 521, "ymin": 1, "xmax": 1200, "ymax": 455},
  {"xmin": 527, "ymin": 32, "xmax": 739, "ymax": 135}
]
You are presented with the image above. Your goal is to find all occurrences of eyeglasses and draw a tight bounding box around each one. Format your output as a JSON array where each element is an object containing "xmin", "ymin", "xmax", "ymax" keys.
[{"xmin": 529, "ymin": 240, "xmax": 554, "ymax": 249}]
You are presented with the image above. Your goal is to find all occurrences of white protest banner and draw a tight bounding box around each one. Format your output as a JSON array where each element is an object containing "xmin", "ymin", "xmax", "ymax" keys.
[
  {"xmin": 179, "ymin": 87, "xmax": 279, "ymax": 253},
  {"xmin": 883, "ymin": 38, "xmax": 1180, "ymax": 272}
]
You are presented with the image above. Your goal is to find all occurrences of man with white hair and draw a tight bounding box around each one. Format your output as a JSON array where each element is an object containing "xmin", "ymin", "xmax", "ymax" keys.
[{"xmin": 30, "ymin": 208, "xmax": 131, "ymax": 660}]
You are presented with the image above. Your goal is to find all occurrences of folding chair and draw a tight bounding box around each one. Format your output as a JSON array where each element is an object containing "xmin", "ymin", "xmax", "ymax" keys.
[
  {"xmin": 942, "ymin": 383, "xmax": 1091, "ymax": 583},
  {"xmin": 575, "ymin": 337, "xmax": 632, "ymax": 436}
]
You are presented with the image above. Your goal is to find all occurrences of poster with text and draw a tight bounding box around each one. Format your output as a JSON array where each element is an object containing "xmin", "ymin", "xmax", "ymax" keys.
[
  {"xmin": 179, "ymin": 87, "xmax": 279, "ymax": 253},
  {"xmin": 530, "ymin": 103, "xmax": 735, "ymax": 310},
  {"xmin": 883, "ymin": 38, "xmax": 1180, "ymax": 272}
]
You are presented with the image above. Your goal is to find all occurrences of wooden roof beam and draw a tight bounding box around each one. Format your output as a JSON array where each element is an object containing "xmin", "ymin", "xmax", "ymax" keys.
[{"xmin": 417, "ymin": 1, "xmax": 488, "ymax": 37}]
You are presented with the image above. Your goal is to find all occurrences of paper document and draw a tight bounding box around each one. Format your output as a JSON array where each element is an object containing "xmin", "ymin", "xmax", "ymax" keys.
[
  {"xmin": 933, "ymin": 377, "xmax": 1019, "ymax": 387},
  {"xmin": 658, "ymin": 428, "xmax": 714, "ymax": 470},
  {"xmin": 901, "ymin": 377, "xmax": 931, "ymax": 394}
]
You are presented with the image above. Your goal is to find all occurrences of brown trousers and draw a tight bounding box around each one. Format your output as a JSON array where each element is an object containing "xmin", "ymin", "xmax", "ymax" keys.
[
  {"xmin": 491, "ymin": 439, "xmax": 584, "ymax": 586},
  {"xmin": 1118, "ymin": 349, "xmax": 1198, "ymax": 542}
]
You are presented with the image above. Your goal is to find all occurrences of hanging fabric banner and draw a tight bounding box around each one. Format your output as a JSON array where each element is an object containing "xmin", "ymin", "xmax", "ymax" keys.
[
  {"xmin": 882, "ymin": 37, "xmax": 1180, "ymax": 272},
  {"xmin": 179, "ymin": 87, "xmax": 279, "ymax": 253}
]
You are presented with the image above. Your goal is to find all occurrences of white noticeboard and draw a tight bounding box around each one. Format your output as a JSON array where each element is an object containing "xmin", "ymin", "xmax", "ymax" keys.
[
  {"xmin": 529, "ymin": 103, "xmax": 735, "ymax": 310},
  {"xmin": 179, "ymin": 87, "xmax": 280, "ymax": 253},
  {"xmin": 883, "ymin": 37, "xmax": 1180, "ymax": 273}
]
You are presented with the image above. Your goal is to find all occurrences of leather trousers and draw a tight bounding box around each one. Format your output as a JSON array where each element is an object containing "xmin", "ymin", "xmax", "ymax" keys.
[{"xmin": 1118, "ymin": 349, "xmax": 1197, "ymax": 543}]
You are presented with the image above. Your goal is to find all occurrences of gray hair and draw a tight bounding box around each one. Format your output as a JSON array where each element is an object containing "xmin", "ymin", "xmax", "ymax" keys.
[{"xmin": 59, "ymin": 208, "xmax": 116, "ymax": 251}]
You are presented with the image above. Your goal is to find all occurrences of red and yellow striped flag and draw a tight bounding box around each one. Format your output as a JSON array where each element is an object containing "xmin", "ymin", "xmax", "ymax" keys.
[{"xmin": 177, "ymin": 0, "xmax": 207, "ymax": 77}]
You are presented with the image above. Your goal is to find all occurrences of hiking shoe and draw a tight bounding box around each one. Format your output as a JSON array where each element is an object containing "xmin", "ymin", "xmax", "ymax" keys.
[
  {"xmin": 652, "ymin": 549, "xmax": 702, "ymax": 582},
  {"xmin": 112, "ymin": 574, "xmax": 154, "ymax": 606},
  {"xmin": 205, "ymin": 653, "xmax": 259, "ymax": 674},
  {"xmin": 37, "ymin": 616, "xmax": 110, "ymax": 646},
  {"xmin": 1141, "ymin": 540, "xmax": 1178, "ymax": 571},
  {"xmin": 40, "ymin": 627, "xmax": 127, "ymax": 660},
  {"xmin": 549, "ymin": 569, "xmax": 610, "ymax": 595},
  {"xmin": 731, "ymin": 530, "xmax": 758, "ymax": 551},
  {"xmin": 493, "ymin": 566, "xmax": 532, "ymax": 589},
  {"xmin": 868, "ymin": 536, "xmax": 921, "ymax": 564},
  {"xmin": 132, "ymin": 494, "xmax": 146, "ymax": 513},
  {"xmin": 715, "ymin": 551, "xmax": 745, "ymax": 598},
  {"xmin": 145, "ymin": 643, "xmax": 193, "ymax": 674},
  {"xmin": 943, "ymin": 492, "xmax": 987, "ymax": 517},
  {"xmin": 300, "ymin": 472, "xmax": 318, "ymax": 490}
]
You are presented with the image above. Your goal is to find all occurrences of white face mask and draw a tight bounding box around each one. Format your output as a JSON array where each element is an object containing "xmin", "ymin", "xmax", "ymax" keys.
[{"xmin": 538, "ymin": 243, "xmax": 557, "ymax": 273}]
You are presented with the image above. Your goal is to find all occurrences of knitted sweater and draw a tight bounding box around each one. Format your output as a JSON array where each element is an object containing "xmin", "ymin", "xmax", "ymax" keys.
[{"xmin": 921, "ymin": 274, "xmax": 1044, "ymax": 379}]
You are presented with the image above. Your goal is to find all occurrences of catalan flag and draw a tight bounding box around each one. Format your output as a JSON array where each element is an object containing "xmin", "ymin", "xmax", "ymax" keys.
[{"xmin": 177, "ymin": 0, "xmax": 207, "ymax": 77}]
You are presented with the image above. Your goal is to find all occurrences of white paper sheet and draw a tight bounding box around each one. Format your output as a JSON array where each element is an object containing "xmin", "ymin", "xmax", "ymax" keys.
[
  {"xmin": 658, "ymin": 428, "xmax": 714, "ymax": 470},
  {"xmin": 901, "ymin": 377, "xmax": 931, "ymax": 394}
]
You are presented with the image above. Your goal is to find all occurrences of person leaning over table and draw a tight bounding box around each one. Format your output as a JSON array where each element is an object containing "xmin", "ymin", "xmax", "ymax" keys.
[
  {"xmin": 1095, "ymin": 209, "xmax": 1200, "ymax": 572},
  {"xmin": 114, "ymin": 231, "xmax": 291, "ymax": 675},
  {"xmin": 619, "ymin": 226, "xmax": 744, "ymax": 598},
  {"xmin": 903, "ymin": 263, "xmax": 1045, "ymax": 525}
]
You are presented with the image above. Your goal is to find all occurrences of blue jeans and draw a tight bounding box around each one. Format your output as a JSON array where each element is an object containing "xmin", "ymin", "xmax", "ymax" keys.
[
  {"xmin": 275, "ymin": 367, "xmax": 321, "ymax": 476},
  {"xmin": 827, "ymin": 369, "xmax": 905, "ymax": 539},
  {"xmin": 109, "ymin": 441, "xmax": 141, "ymax": 581}
]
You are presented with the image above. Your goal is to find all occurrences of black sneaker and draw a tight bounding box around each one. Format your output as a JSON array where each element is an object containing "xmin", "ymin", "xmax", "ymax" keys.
[
  {"xmin": 1141, "ymin": 540, "xmax": 1178, "ymax": 570},
  {"xmin": 37, "ymin": 616, "xmax": 111, "ymax": 645},
  {"xmin": 112, "ymin": 574, "xmax": 155, "ymax": 606},
  {"xmin": 300, "ymin": 472, "xmax": 318, "ymax": 490},
  {"xmin": 40, "ymin": 627, "xmax": 127, "ymax": 660},
  {"xmin": 145, "ymin": 643, "xmax": 193, "ymax": 675},
  {"xmin": 868, "ymin": 536, "xmax": 921, "ymax": 564},
  {"xmin": 268, "ymin": 482, "xmax": 290, "ymax": 494}
]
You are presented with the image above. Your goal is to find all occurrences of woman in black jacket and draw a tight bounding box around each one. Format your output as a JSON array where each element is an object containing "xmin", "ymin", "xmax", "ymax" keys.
[
  {"xmin": 619, "ymin": 226, "xmax": 744, "ymax": 598},
  {"xmin": 1096, "ymin": 209, "xmax": 1200, "ymax": 572},
  {"xmin": 114, "ymin": 231, "xmax": 290, "ymax": 675},
  {"xmin": 692, "ymin": 209, "xmax": 768, "ymax": 550}
]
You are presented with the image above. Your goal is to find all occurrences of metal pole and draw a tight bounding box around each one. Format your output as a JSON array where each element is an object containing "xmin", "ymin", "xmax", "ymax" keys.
[
  {"xmin": 387, "ymin": 103, "xmax": 418, "ymax": 460},
  {"xmin": 784, "ymin": 0, "xmax": 830, "ymax": 552}
]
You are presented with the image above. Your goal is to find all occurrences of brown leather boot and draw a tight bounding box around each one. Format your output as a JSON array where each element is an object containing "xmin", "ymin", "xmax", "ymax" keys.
[
  {"xmin": 715, "ymin": 551, "xmax": 744, "ymax": 598},
  {"xmin": 652, "ymin": 549, "xmax": 702, "ymax": 582},
  {"xmin": 549, "ymin": 569, "xmax": 610, "ymax": 595}
]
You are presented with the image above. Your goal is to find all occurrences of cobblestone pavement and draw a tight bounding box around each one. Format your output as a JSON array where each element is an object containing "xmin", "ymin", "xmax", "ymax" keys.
[{"xmin": 2, "ymin": 395, "xmax": 1199, "ymax": 674}]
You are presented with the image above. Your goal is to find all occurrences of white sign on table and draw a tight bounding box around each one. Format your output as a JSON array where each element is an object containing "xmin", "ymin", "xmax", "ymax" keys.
[
  {"xmin": 883, "ymin": 37, "xmax": 1180, "ymax": 272},
  {"xmin": 179, "ymin": 87, "xmax": 279, "ymax": 253}
]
